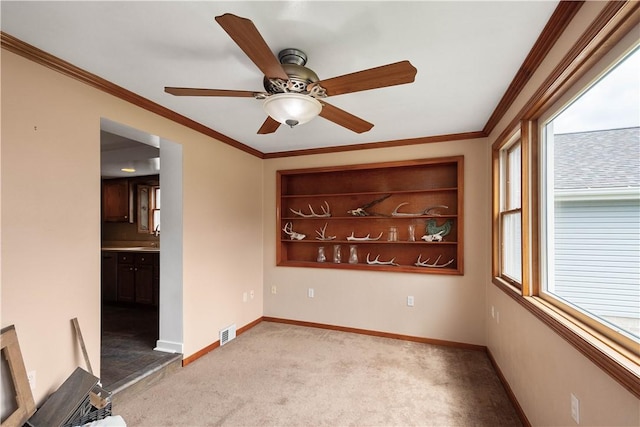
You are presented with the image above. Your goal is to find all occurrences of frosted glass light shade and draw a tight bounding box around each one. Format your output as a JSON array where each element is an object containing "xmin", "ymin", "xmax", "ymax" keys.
[{"xmin": 263, "ymin": 93, "xmax": 322, "ymax": 127}]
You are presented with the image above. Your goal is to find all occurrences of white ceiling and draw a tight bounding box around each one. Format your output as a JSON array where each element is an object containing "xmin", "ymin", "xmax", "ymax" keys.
[
  {"xmin": 100, "ymin": 118, "xmax": 160, "ymax": 178},
  {"xmin": 1, "ymin": 1, "xmax": 559, "ymax": 155}
]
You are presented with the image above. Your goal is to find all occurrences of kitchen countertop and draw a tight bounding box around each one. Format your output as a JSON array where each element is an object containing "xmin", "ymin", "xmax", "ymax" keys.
[{"xmin": 102, "ymin": 246, "xmax": 160, "ymax": 253}]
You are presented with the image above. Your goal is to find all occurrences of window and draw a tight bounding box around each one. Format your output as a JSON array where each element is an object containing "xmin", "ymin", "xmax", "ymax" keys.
[
  {"xmin": 152, "ymin": 186, "xmax": 160, "ymax": 235},
  {"xmin": 540, "ymin": 46, "xmax": 639, "ymax": 347},
  {"xmin": 498, "ymin": 137, "xmax": 523, "ymax": 286},
  {"xmin": 137, "ymin": 184, "xmax": 160, "ymax": 235},
  {"xmin": 491, "ymin": 2, "xmax": 639, "ymax": 394}
]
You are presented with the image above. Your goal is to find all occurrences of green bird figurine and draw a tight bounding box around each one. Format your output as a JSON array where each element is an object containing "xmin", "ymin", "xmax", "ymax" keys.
[{"xmin": 425, "ymin": 218, "xmax": 452, "ymax": 237}]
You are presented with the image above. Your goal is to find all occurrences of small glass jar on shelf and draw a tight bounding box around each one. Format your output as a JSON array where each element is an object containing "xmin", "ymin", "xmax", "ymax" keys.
[
  {"xmin": 333, "ymin": 245, "xmax": 342, "ymax": 263},
  {"xmin": 317, "ymin": 246, "xmax": 326, "ymax": 263},
  {"xmin": 348, "ymin": 245, "xmax": 358, "ymax": 264}
]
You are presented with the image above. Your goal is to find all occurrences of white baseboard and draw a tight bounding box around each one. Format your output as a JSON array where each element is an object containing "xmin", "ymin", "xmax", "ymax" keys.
[{"xmin": 155, "ymin": 340, "xmax": 183, "ymax": 354}]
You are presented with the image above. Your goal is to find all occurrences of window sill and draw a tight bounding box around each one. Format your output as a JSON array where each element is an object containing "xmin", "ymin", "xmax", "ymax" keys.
[{"xmin": 492, "ymin": 277, "xmax": 640, "ymax": 399}]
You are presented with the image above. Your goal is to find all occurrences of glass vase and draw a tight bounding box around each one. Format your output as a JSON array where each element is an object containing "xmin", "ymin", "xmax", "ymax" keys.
[
  {"xmin": 408, "ymin": 224, "xmax": 416, "ymax": 242},
  {"xmin": 348, "ymin": 245, "xmax": 359, "ymax": 264},
  {"xmin": 333, "ymin": 245, "xmax": 342, "ymax": 263},
  {"xmin": 388, "ymin": 226, "xmax": 398, "ymax": 241},
  {"xmin": 317, "ymin": 246, "xmax": 326, "ymax": 262}
]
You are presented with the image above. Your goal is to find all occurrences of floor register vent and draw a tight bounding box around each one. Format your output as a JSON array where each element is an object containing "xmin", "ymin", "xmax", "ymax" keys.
[{"xmin": 220, "ymin": 324, "xmax": 237, "ymax": 346}]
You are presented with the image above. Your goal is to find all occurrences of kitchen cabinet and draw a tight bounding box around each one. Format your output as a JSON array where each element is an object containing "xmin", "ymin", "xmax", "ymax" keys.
[
  {"xmin": 102, "ymin": 179, "xmax": 131, "ymax": 222},
  {"xmin": 153, "ymin": 254, "xmax": 160, "ymax": 306},
  {"xmin": 277, "ymin": 156, "xmax": 464, "ymax": 275},
  {"xmin": 116, "ymin": 252, "xmax": 157, "ymax": 305},
  {"xmin": 134, "ymin": 254, "xmax": 154, "ymax": 305},
  {"xmin": 101, "ymin": 252, "xmax": 118, "ymax": 302},
  {"xmin": 116, "ymin": 253, "xmax": 135, "ymax": 303}
]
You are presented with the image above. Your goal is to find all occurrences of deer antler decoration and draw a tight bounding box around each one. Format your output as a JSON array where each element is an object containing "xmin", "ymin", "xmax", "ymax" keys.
[
  {"xmin": 290, "ymin": 201, "xmax": 331, "ymax": 218},
  {"xmin": 282, "ymin": 222, "xmax": 306, "ymax": 240},
  {"xmin": 414, "ymin": 254, "xmax": 454, "ymax": 268},
  {"xmin": 366, "ymin": 253, "xmax": 399, "ymax": 266},
  {"xmin": 315, "ymin": 223, "xmax": 336, "ymax": 241}
]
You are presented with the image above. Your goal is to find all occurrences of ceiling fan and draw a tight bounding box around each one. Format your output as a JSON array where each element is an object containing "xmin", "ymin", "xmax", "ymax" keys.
[{"xmin": 165, "ymin": 13, "xmax": 417, "ymax": 135}]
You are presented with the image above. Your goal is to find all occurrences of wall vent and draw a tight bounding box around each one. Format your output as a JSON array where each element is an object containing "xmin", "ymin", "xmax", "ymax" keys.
[{"xmin": 220, "ymin": 324, "xmax": 236, "ymax": 346}]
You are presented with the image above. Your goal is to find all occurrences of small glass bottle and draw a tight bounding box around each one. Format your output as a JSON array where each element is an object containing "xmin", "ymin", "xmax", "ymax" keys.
[
  {"xmin": 348, "ymin": 245, "xmax": 359, "ymax": 264},
  {"xmin": 317, "ymin": 246, "xmax": 326, "ymax": 262},
  {"xmin": 388, "ymin": 226, "xmax": 398, "ymax": 241},
  {"xmin": 333, "ymin": 244, "xmax": 342, "ymax": 263},
  {"xmin": 408, "ymin": 224, "xmax": 416, "ymax": 242}
]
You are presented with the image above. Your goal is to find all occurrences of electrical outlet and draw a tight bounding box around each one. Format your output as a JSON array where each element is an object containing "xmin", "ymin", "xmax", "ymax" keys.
[
  {"xmin": 308, "ymin": 288, "xmax": 314, "ymax": 298},
  {"xmin": 407, "ymin": 296, "xmax": 414, "ymax": 307},
  {"xmin": 571, "ymin": 393, "xmax": 580, "ymax": 424},
  {"xmin": 271, "ymin": 285, "xmax": 277, "ymax": 294},
  {"xmin": 27, "ymin": 371, "xmax": 36, "ymax": 391},
  {"xmin": 250, "ymin": 290, "xmax": 255, "ymax": 299}
]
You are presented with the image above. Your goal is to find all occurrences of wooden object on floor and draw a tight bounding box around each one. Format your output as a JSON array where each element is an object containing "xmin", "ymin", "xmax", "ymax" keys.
[
  {"xmin": 26, "ymin": 367, "xmax": 98, "ymax": 427},
  {"xmin": 71, "ymin": 317, "xmax": 93, "ymax": 375},
  {"xmin": 89, "ymin": 391, "xmax": 109, "ymax": 410},
  {"xmin": 0, "ymin": 325, "xmax": 37, "ymax": 427}
]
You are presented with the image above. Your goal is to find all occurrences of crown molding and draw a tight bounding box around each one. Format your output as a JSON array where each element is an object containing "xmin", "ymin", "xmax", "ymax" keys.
[
  {"xmin": 263, "ymin": 131, "xmax": 486, "ymax": 159},
  {"xmin": 482, "ymin": 1, "xmax": 584, "ymax": 137},
  {"xmin": 1, "ymin": 31, "xmax": 265, "ymax": 159}
]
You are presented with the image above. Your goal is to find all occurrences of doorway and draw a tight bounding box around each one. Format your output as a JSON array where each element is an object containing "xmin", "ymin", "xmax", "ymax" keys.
[{"xmin": 100, "ymin": 118, "xmax": 183, "ymax": 391}]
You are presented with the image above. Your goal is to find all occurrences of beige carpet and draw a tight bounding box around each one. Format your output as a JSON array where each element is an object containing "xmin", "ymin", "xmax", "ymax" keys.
[{"xmin": 114, "ymin": 322, "xmax": 521, "ymax": 426}]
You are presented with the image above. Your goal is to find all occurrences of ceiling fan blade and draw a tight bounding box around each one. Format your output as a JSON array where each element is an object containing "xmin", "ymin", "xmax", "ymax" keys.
[
  {"xmin": 312, "ymin": 60, "xmax": 417, "ymax": 97},
  {"xmin": 319, "ymin": 101, "xmax": 374, "ymax": 134},
  {"xmin": 165, "ymin": 87, "xmax": 258, "ymax": 97},
  {"xmin": 215, "ymin": 14, "xmax": 289, "ymax": 81},
  {"xmin": 257, "ymin": 116, "xmax": 281, "ymax": 134}
]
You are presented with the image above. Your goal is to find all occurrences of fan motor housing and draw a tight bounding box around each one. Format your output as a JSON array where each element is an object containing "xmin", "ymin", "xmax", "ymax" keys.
[{"xmin": 263, "ymin": 49, "xmax": 320, "ymax": 95}]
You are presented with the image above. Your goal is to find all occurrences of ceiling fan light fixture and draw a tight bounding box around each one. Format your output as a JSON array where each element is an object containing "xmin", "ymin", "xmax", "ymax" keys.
[{"xmin": 263, "ymin": 93, "xmax": 322, "ymax": 128}]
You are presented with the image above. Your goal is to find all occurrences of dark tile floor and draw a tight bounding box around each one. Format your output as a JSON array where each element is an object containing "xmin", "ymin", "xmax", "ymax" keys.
[{"xmin": 101, "ymin": 303, "xmax": 180, "ymax": 391}]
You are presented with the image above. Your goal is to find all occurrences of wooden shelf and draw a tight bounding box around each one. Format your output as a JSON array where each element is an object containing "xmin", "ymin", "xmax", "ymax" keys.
[
  {"xmin": 282, "ymin": 240, "xmax": 458, "ymax": 245},
  {"xmin": 280, "ymin": 215, "xmax": 458, "ymax": 221},
  {"xmin": 281, "ymin": 188, "xmax": 458, "ymax": 198},
  {"xmin": 277, "ymin": 156, "xmax": 464, "ymax": 275}
]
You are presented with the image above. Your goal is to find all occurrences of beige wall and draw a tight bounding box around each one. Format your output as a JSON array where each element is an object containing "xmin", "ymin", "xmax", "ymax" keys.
[
  {"xmin": 2, "ymin": 1, "xmax": 638, "ymax": 422},
  {"xmin": 180, "ymin": 132, "xmax": 263, "ymax": 357},
  {"xmin": 486, "ymin": 2, "xmax": 639, "ymax": 425},
  {"xmin": 1, "ymin": 50, "xmax": 264, "ymax": 404},
  {"xmin": 487, "ymin": 286, "xmax": 639, "ymax": 426},
  {"xmin": 263, "ymin": 139, "xmax": 490, "ymax": 346}
]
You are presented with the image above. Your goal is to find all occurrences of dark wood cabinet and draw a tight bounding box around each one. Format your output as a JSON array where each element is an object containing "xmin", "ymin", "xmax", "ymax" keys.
[
  {"xmin": 101, "ymin": 252, "xmax": 118, "ymax": 302},
  {"xmin": 277, "ymin": 156, "xmax": 464, "ymax": 275},
  {"xmin": 115, "ymin": 252, "xmax": 158, "ymax": 304},
  {"xmin": 116, "ymin": 253, "xmax": 136, "ymax": 303},
  {"xmin": 117, "ymin": 263, "xmax": 136, "ymax": 303},
  {"xmin": 133, "ymin": 254, "xmax": 154, "ymax": 305},
  {"xmin": 102, "ymin": 179, "xmax": 130, "ymax": 222},
  {"xmin": 153, "ymin": 254, "xmax": 160, "ymax": 306}
]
